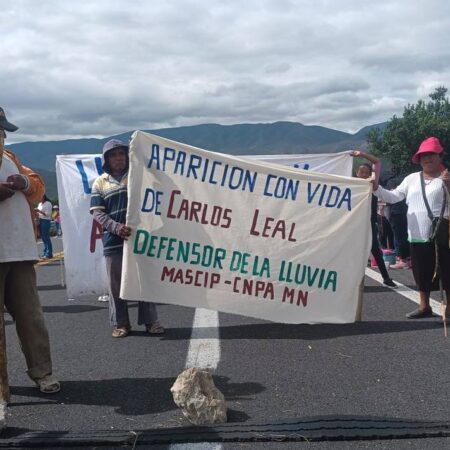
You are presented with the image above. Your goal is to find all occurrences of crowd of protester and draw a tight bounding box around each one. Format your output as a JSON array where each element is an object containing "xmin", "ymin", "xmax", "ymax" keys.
[{"xmin": 0, "ymin": 105, "xmax": 449, "ymax": 396}]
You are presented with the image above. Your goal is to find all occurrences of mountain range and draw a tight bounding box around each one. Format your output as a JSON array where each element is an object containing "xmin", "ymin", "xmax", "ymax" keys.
[{"xmin": 7, "ymin": 121, "xmax": 386, "ymax": 198}]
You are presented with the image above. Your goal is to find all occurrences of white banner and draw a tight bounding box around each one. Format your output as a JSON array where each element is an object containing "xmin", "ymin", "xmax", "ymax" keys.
[
  {"xmin": 56, "ymin": 154, "xmax": 109, "ymax": 297},
  {"xmin": 56, "ymin": 147, "xmax": 355, "ymax": 299},
  {"xmin": 246, "ymin": 152, "xmax": 353, "ymax": 177},
  {"xmin": 121, "ymin": 132, "xmax": 372, "ymax": 324}
]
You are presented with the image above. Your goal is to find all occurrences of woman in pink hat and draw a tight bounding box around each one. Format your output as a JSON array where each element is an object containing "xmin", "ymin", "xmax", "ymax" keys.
[{"xmin": 373, "ymin": 137, "xmax": 450, "ymax": 319}]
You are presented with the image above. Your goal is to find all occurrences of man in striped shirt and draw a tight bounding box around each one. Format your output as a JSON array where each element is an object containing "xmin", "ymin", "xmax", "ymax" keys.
[{"xmin": 90, "ymin": 139, "xmax": 164, "ymax": 337}]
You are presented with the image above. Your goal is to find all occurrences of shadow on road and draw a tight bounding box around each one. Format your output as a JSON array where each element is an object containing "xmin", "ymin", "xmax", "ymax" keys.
[
  {"xmin": 159, "ymin": 320, "xmax": 442, "ymax": 341},
  {"xmin": 37, "ymin": 284, "xmax": 67, "ymax": 291},
  {"xmin": 41, "ymin": 304, "xmax": 106, "ymax": 314},
  {"xmin": 9, "ymin": 375, "xmax": 264, "ymax": 417},
  {"xmin": 2, "ymin": 414, "xmax": 450, "ymax": 445}
]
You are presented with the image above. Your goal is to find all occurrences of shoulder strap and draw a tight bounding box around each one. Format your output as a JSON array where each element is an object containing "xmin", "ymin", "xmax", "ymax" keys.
[
  {"xmin": 420, "ymin": 171, "xmax": 446, "ymax": 220},
  {"xmin": 420, "ymin": 172, "xmax": 434, "ymax": 220}
]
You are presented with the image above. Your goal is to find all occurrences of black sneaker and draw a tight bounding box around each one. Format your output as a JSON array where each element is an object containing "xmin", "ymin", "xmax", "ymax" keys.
[
  {"xmin": 383, "ymin": 278, "xmax": 397, "ymax": 288},
  {"xmin": 406, "ymin": 306, "xmax": 433, "ymax": 319}
]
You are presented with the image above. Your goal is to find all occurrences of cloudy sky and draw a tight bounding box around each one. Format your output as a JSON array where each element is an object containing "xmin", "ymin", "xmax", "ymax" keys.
[{"xmin": 3, "ymin": 0, "xmax": 450, "ymax": 143}]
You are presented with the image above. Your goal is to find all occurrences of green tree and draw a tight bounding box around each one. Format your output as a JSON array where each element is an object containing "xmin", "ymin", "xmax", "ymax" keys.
[{"xmin": 367, "ymin": 87, "xmax": 450, "ymax": 174}]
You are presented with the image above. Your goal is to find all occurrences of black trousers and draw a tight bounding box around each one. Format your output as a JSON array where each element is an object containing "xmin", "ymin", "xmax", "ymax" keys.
[
  {"xmin": 389, "ymin": 213, "xmax": 410, "ymax": 259},
  {"xmin": 410, "ymin": 242, "xmax": 450, "ymax": 291},
  {"xmin": 371, "ymin": 221, "xmax": 389, "ymax": 280}
]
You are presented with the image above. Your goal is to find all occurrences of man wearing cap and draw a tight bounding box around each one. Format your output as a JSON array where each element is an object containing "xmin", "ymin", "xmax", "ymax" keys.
[
  {"xmin": 0, "ymin": 107, "xmax": 60, "ymax": 393},
  {"xmin": 373, "ymin": 137, "xmax": 450, "ymax": 319},
  {"xmin": 90, "ymin": 139, "xmax": 164, "ymax": 337}
]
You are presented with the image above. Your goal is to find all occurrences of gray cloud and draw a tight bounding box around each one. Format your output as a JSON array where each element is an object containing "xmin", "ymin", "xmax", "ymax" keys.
[{"xmin": 3, "ymin": 0, "xmax": 450, "ymax": 143}]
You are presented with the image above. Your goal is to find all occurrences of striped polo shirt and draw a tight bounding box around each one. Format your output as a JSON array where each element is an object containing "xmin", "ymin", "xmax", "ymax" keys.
[{"xmin": 90, "ymin": 172, "xmax": 128, "ymax": 256}]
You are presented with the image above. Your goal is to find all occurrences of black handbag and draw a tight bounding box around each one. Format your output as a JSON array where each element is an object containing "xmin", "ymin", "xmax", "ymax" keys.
[
  {"xmin": 420, "ymin": 172, "xmax": 449, "ymax": 247},
  {"xmin": 430, "ymin": 217, "xmax": 449, "ymax": 247}
]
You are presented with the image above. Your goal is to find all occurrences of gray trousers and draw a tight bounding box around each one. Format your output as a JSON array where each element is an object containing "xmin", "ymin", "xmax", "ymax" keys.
[
  {"xmin": 0, "ymin": 261, "xmax": 53, "ymax": 380},
  {"xmin": 105, "ymin": 252, "xmax": 158, "ymax": 327}
]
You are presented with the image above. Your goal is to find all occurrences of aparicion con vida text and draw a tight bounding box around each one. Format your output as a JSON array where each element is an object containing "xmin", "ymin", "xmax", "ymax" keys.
[{"xmin": 86, "ymin": 142, "xmax": 363, "ymax": 307}]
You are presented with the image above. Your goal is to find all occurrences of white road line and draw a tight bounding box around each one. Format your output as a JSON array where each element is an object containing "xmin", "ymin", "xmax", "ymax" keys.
[
  {"xmin": 365, "ymin": 267, "xmax": 445, "ymax": 314},
  {"xmin": 185, "ymin": 308, "xmax": 220, "ymax": 370},
  {"xmin": 170, "ymin": 308, "xmax": 222, "ymax": 450}
]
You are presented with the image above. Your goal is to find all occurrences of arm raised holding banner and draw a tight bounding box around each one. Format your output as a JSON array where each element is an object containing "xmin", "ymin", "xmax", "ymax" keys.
[
  {"xmin": 351, "ymin": 150, "xmax": 397, "ymax": 288},
  {"xmin": 350, "ymin": 150, "xmax": 381, "ymax": 183}
]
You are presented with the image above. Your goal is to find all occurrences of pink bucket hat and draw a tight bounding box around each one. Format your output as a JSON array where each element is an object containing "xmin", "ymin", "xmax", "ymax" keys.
[{"xmin": 412, "ymin": 137, "xmax": 443, "ymax": 164}]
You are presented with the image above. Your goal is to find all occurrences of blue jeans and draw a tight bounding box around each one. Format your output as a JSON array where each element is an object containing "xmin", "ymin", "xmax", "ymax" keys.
[{"xmin": 39, "ymin": 220, "xmax": 53, "ymax": 258}]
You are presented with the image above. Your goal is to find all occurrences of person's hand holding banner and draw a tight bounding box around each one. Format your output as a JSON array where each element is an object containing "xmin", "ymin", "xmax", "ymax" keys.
[{"xmin": 118, "ymin": 224, "xmax": 132, "ymax": 240}]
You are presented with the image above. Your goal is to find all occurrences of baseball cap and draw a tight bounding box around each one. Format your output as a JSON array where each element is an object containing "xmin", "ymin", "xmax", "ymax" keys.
[{"xmin": 0, "ymin": 107, "xmax": 18, "ymax": 132}]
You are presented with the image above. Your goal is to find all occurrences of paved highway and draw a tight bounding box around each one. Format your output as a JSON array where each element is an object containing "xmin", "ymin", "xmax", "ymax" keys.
[{"xmin": 1, "ymin": 237, "xmax": 449, "ymax": 449}]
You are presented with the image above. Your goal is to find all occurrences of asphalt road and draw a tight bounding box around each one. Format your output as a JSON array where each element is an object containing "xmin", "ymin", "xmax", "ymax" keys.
[{"xmin": 1, "ymin": 237, "xmax": 449, "ymax": 449}]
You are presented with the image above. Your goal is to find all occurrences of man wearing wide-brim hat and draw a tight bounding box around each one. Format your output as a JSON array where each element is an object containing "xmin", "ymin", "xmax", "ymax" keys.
[{"xmin": 0, "ymin": 107, "xmax": 60, "ymax": 393}]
